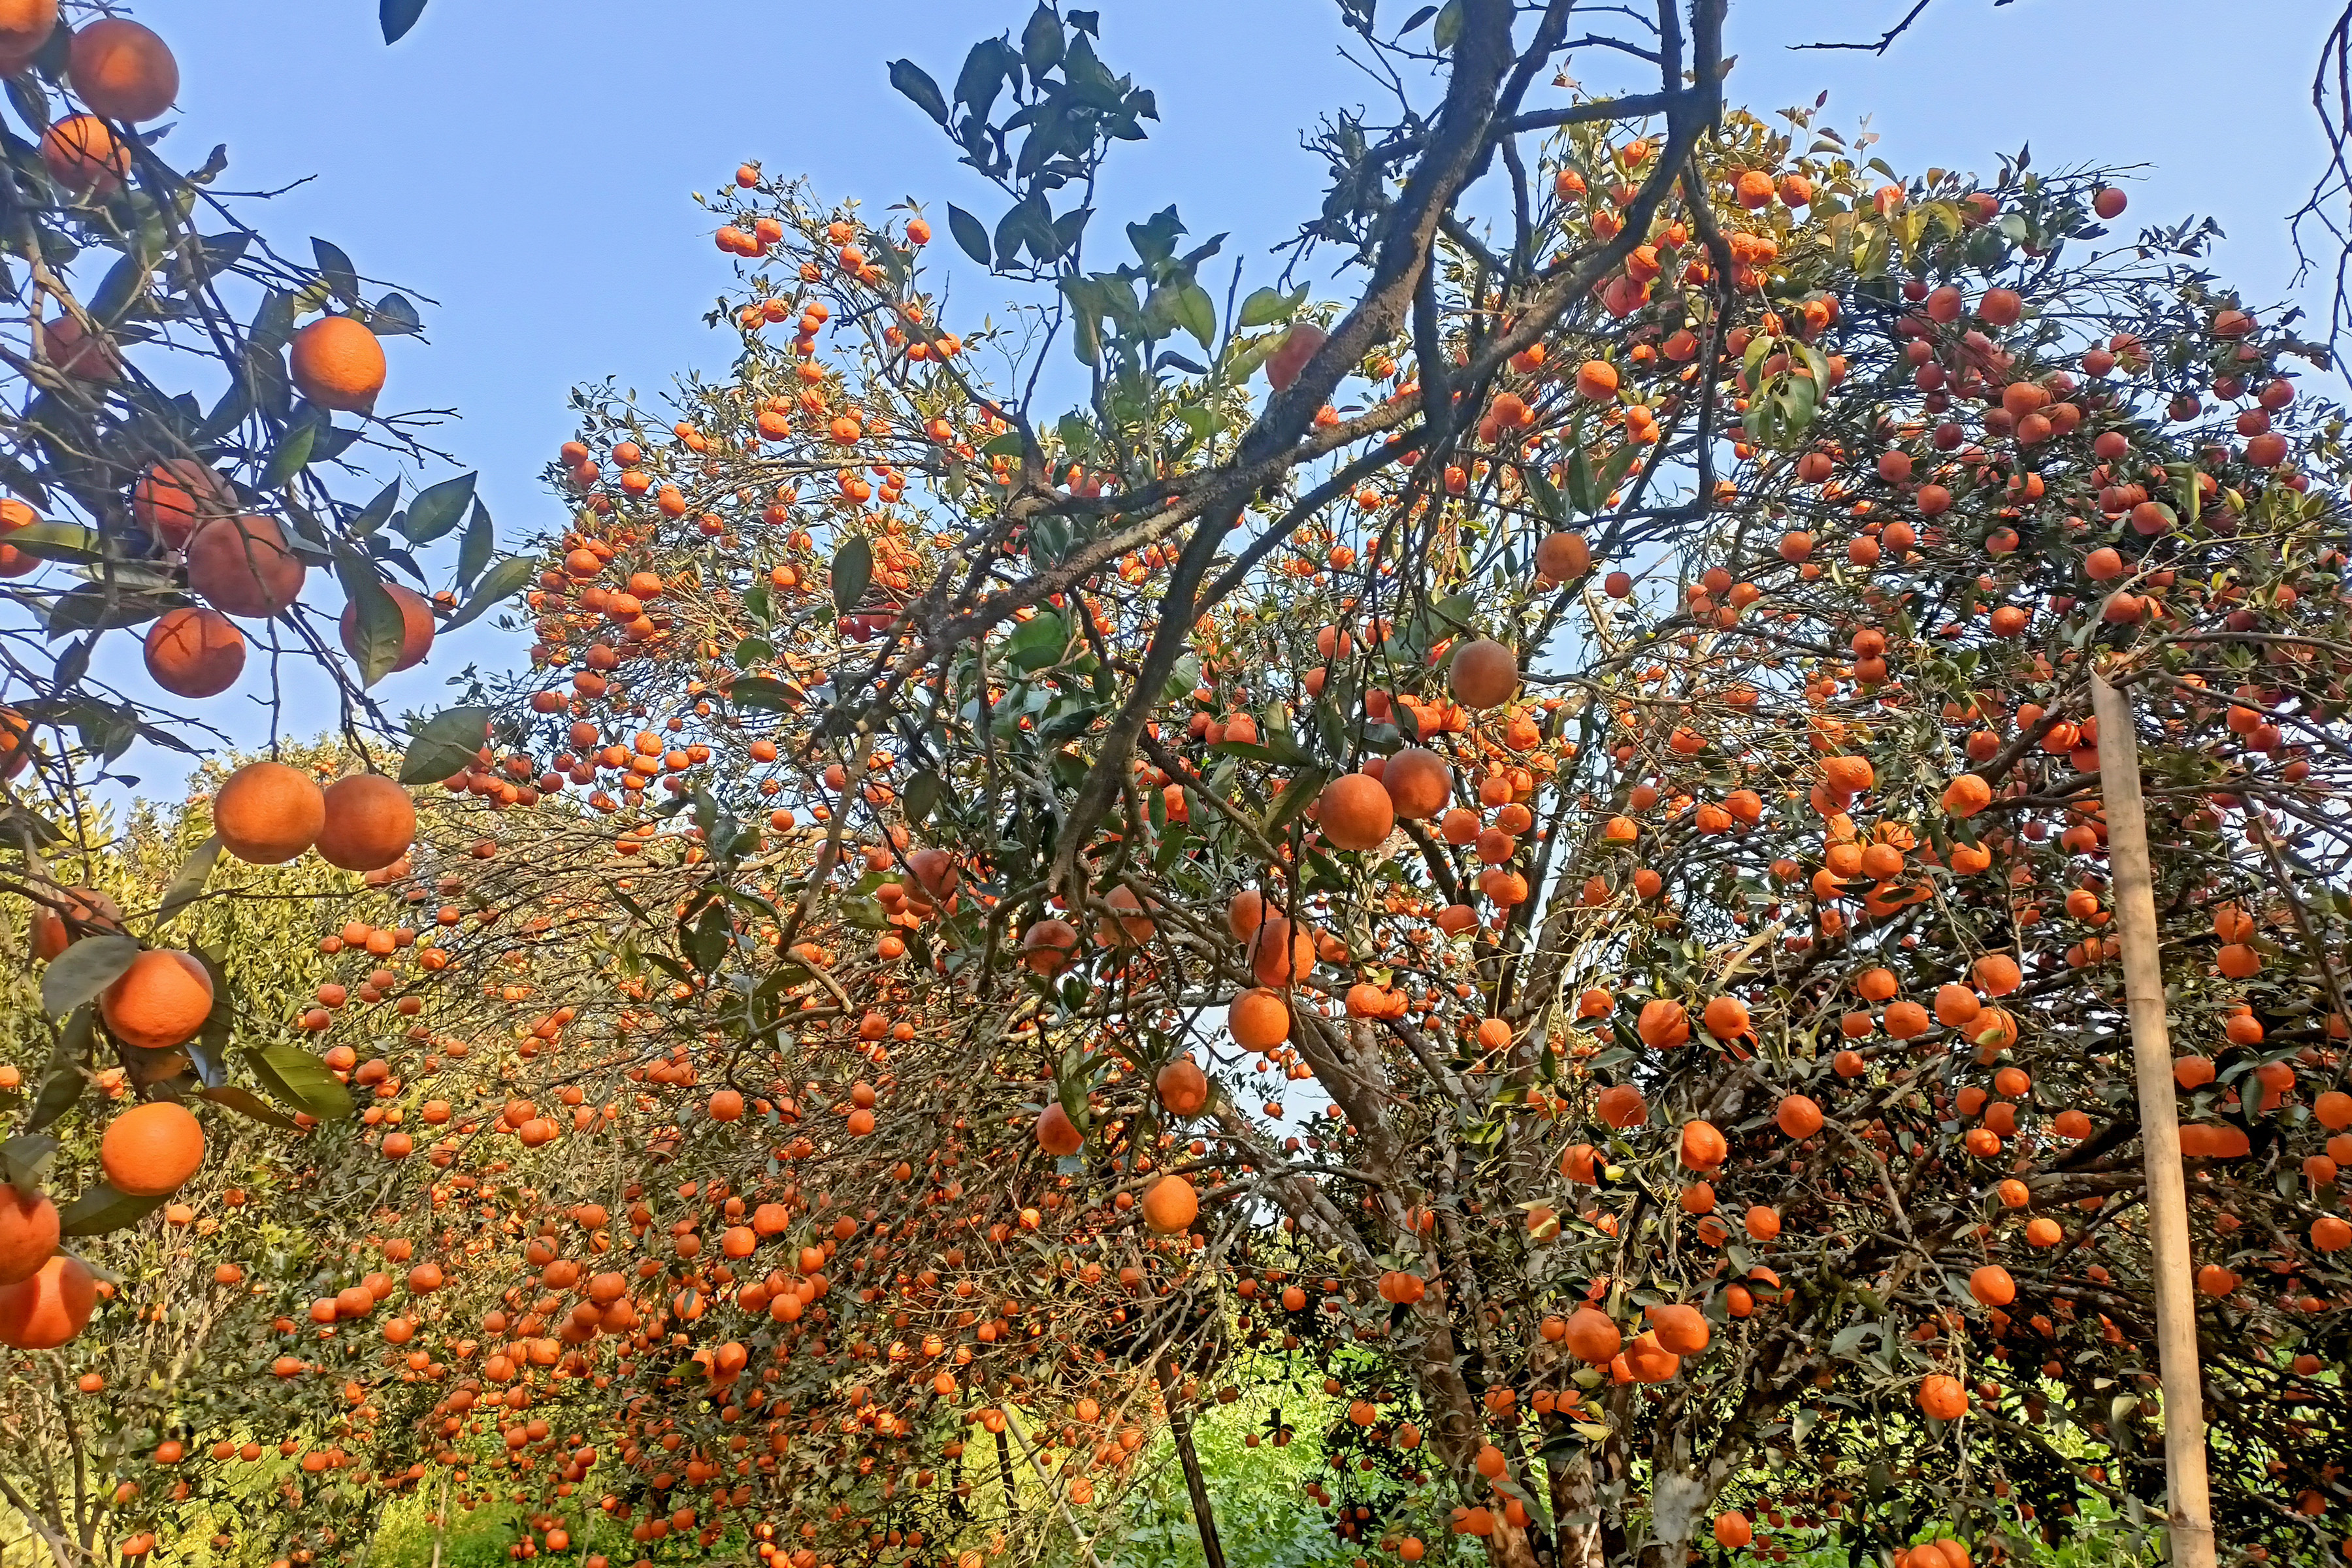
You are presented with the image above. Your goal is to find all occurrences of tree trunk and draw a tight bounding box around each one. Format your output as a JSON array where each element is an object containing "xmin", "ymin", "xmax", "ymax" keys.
[{"xmin": 1158, "ymin": 1367, "xmax": 1226, "ymax": 1568}]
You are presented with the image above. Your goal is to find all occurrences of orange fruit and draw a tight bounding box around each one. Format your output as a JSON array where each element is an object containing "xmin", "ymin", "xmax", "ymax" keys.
[
  {"xmin": 133, "ymin": 459, "xmax": 229, "ymax": 548},
  {"xmin": 30, "ymin": 885, "xmax": 122, "ymax": 962},
  {"xmin": 1380, "ymin": 746, "xmax": 1451, "ymax": 819},
  {"xmin": 0, "ymin": 1186, "xmax": 59, "ymax": 1285},
  {"xmin": 0, "ymin": 0, "xmax": 58, "ymax": 61},
  {"xmin": 1315, "ymin": 772, "xmax": 1394, "ymax": 851},
  {"xmin": 338, "ymin": 580, "xmax": 436, "ymax": 672},
  {"xmin": 186, "ymin": 514, "xmax": 306, "ymax": 618},
  {"xmin": 1140, "ymin": 1175, "xmax": 1197, "ymax": 1235},
  {"xmin": 1034, "ymin": 1103, "xmax": 1082, "ymax": 1156},
  {"xmin": 213, "ymin": 760, "xmax": 326, "ymax": 865},
  {"xmin": 39, "ymin": 113, "xmax": 126, "ymax": 196},
  {"xmin": 35, "ymin": 312, "xmax": 116, "ymax": 380},
  {"xmin": 1561, "ymin": 1307, "xmax": 1620, "ymax": 1364},
  {"xmin": 1446, "ymin": 638, "xmax": 1518, "ymax": 709},
  {"xmin": 99, "ymin": 1100, "xmax": 205, "ymax": 1197},
  {"xmin": 142, "ymin": 606, "xmax": 245, "ymax": 698},
  {"xmin": 288, "ymin": 316, "xmax": 387, "ymax": 412},
  {"xmin": 67, "ymin": 18, "xmax": 177, "ymax": 120},
  {"xmin": 314, "ymin": 774, "xmax": 415, "ymax": 872},
  {"xmin": 1019, "ymin": 919, "xmax": 1079, "ymax": 975},
  {"xmin": 1228, "ymin": 987, "xmax": 1289, "ymax": 1049},
  {"xmin": 0, "ymin": 1253, "xmax": 95, "ymax": 1349},
  {"xmin": 1155, "ymin": 1058, "xmax": 1209, "ymax": 1117},
  {"xmin": 1646, "ymin": 1302, "xmax": 1710, "ymax": 1355},
  {"xmin": 101, "ymin": 950, "xmax": 213, "ymax": 1051}
]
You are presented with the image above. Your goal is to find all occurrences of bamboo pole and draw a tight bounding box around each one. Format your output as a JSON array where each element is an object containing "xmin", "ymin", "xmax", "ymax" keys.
[{"xmin": 2089, "ymin": 671, "xmax": 2215, "ymax": 1568}]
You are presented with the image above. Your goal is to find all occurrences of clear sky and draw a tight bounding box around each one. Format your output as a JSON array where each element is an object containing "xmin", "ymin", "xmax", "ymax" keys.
[{"xmin": 93, "ymin": 0, "xmax": 2338, "ymax": 797}]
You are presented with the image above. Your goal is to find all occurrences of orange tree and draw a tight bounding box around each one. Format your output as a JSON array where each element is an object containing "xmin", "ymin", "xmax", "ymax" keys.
[
  {"xmin": 349, "ymin": 3, "xmax": 2352, "ymax": 1568},
  {"xmin": 14, "ymin": 7, "xmax": 2352, "ymax": 1568},
  {"xmin": 0, "ymin": 0, "xmax": 551, "ymax": 1382}
]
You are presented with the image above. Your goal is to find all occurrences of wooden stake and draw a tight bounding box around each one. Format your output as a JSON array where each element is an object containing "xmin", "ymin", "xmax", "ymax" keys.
[{"xmin": 2090, "ymin": 671, "xmax": 2216, "ymax": 1568}]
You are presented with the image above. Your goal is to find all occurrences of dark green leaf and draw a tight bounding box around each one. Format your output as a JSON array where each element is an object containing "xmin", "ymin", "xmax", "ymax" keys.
[
  {"xmin": 245, "ymin": 1043, "xmax": 352, "ymax": 1120},
  {"xmin": 380, "ymin": 0, "xmax": 429, "ymax": 42},
  {"xmin": 26, "ymin": 1010, "xmax": 91, "ymax": 1134},
  {"xmin": 947, "ymin": 205, "xmax": 992, "ymax": 267},
  {"xmin": 903, "ymin": 768, "xmax": 941, "ymax": 824},
  {"xmin": 370, "ymin": 292, "xmax": 424, "ymax": 336},
  {"xmin": 199, "ymin": 1085, "xmax": 298, "ymax": 1130},
  {"xmin": 1021, "ymin": 5, "xmax": 1065, "ymax": 75},
  {"xmin": 1264, "ymin": 768, "xmax": 1333, "ymax": 836},
  {"xmin": 7, "ymin": 522, "xmax": 108, "ymax": 564},
  {"xmin": 727, "ymin": 676, "xmax": 797, "ymax": 712},
  {"xmin": 348, "ymin": 478, "xmax": 400, "ymax": 537},
  {"xmin": 456, "ymin": 497, "xmax": 493, "ymax": 587},
  {"xmin": 0, "ymin": 1134, "xmax": 59, "ymax": 1192},
  {"xmin": 262, "ymin": 417, "xmax": 317, "ymax": 487},
  {"xmin": 312, "ymin": 238, "xmax": 361, "ymax": 305},
  {"xmin": 155, "ymin": 834, "xmax": 220, "ymax": 929},
  {"xmin": 89, "ymin": 250, "xmax": 150, "ymax": 323},
  {"xmin": 44, "ymin": 584, "xmax": 185, "ymax": 638},
  {"xmin": 889, "ymin": 58, "xmax": 951, "ymax": 125},
  {"xmin": 399, "ymin": 471, "xmax": 477, "ymax": 544},
  {"xmin": 57, "ymin": 1181, "xmax": 165, "ymax": 1237},
  {"xmin": 184, "ymin": 949, "xmax": 232, "ymax": 1089},
  {"xmin": 440, "ymin": 555, "xmax": 532, "ymax": 632},
  {"xmin": 399, "ymin": 704, "xmax": 490, "ymax": 785},
  {"xmin": 335, "ymin": 557, "xmax": 406, "ymax": 688},
  {"xmin": 830, "ymin": 536, "xmax": 874, "ymax": 615},
  {"xmin": 686, "ymin": 902, "xmax": 730, "ymax": 973},
  {"xmin": 42, "ymin": 934, "xmax": 139, "ymax": 1017}
]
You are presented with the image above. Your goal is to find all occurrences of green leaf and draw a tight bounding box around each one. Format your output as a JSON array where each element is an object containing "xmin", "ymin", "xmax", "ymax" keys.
[
  {"xmin": 727, "ymin": 676, "xmax": 797, "ymax": 712},
  {"xmin": 155, "ymin": 834, "xmax": 220, "ymax": 929},
  {"xmin": 348, "ymin": 478, "xmax": 400, "ymax": 536},
  {"xmin": 245, "ymin": 1043, "xmax": 352, "ymax": 1120},
  {"xmin": 44, "ymin": 584, "xmax": 186, "ymax": 638},
  {"xmin": 440, "ymin": 555, "xmax": 533, "ymax": 632},
  {"xmin": 88, "ymin": 250, "xmax": 150, "ymax": 323},
  {"xmin": 830, "ymin": 536, "xmax": 874, "ymax": 615},
  {"xmin": 889, "ymin": 58, "xmax": 951, "ymax": 125},
  {"xmin": 380, "ymin": 0, "xmax": 429, "ymax": 42},
  {"xmin": 1264, "ymin": 768, "xmax": 1333, "ymax": 837},
  {"xmin": 25, "ymin": 1009, "xmax": 91, "ymax": 1134},
  {"xmin": 335, "ymin": 557, "xmax": 406, "ymax": 688},
  {"xmin": 455, "ymin": 497, "xmax": 493, "ymax": 587},
  {"xmin": 1238, "ymin": 286, "xmax": 1306, "ymax": 329},
  {"xmin": 1021, "ymin": 3, "xmax": 1065, "ymax": 74},
  {"xmin": 1432, "ymin": 0, "xmax": 1464, "ymax": 50},
  {"xmin": 686, "ymin": 902, "xmax": 730, "ymax": 973},
  {"xmin": 903, "ymin": 768, "xmax": 941, "ymax": 825},
  {"xmin": 6, "ymin": 522, "xmax": 108, "ymax": 564},
  {"xmin": 1171, "ymin": 282, "xmax": 1216, "ymax": 349},
  {"xmin": 947, "ymin": 205, "xmax": 992, "ymax": 268},
  {"xmin": 0, "ymin": 1134, "xmax": 59, "ymax": 1193},
  {"xmin": 42, "ymin": 934, "xmax": 139, "ymax": 1017},
  {"xmin": 399, "ymin": 471, "xmax": 476, "ymax": 544},
  {"xmin": 261, "ymin": 418, "xmax": 318, "ymax": 487},
  {"xmin": 1003, "ymin": 611, "xmax": 1066, "ymax": 671},
  {"xmin": 186, "ymin": 948, "xmax": 233, "ymax": 1089},
  {"xmin": 199, "ymin": 1085, "xmax": 298, "ymax": 1130},
  {"xmin": 399, "ymin": 705, "xmax": 490, "ymax": 785},
  {"xmin": 57, "ymin": 1181, "xmax": 166, "ymax": 1237},
  {"xmin": 312, "ymin": 238, "xmax": 361, "ymax": 306}
]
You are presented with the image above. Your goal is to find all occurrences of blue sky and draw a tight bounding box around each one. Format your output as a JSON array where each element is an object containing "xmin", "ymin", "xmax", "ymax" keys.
[{"xmin": 97, "ymin": 0, "xmax": 2337, "ymax": 796}]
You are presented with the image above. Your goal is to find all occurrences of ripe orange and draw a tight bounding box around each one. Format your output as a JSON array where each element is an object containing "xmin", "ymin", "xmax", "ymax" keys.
[
  {"xmin": 31, "ymin": 886, "xmax": 122, "ymax": 962},
  {"xmin": 99, "ymin": 1100, "xmax": 205, "ymax": 1197},
  {"xmin": 1140, "ymin": 1175, "xmax": 1197, "ymax": 1235},
  {"xmin": 1646, "ymin": 1302, "xmax": 1709, "ymax": 1355},
  {"xmin": 67, "ymin": 18, "xmax": 177, "ymax": 120},
  {"xmin": 1561, "ymin": 1306, "xmax": 1620, "ymax": 1364},
  {"xmin": 1535, "ymin": 531, "xmax": 1590, "ymax": 580},
  {"xmin": 1246, "ymin": 915, "xmax": 1315, "ymax": 987},
  {"xmin": 1155, "ymin": 1058, "xmax": 1209, "ymax": 1117},
  {"xmin": 0, "ymin": 1186, "xmax": 59, "ymax": 1285},
  {"xmin": 289, "ymin": 316, "xmax": 387, "ymax": 412},
  {"xmin": 1677, "ymin": 1119, "xmax": 1726, "ymax": 1169},
  {"xmin": 1228, "ymin": 987, "xmax": 1289, "ymax": 1049},
  {"xmin": 0, "ymin": 0, "xmax": 57, "ymax": 61},
  {"xmin": 1968, "ymin": 1265, "xmax": 2015, "ymax": 1305},
  {"xmin": 35, "ymin": 312, "xmax": 116, "ymax": 379},
  {"xmin": 214, "ymin": 760, "xmax": 326, "ymax": 864},
  {"xmin": 0, "ymin": 1253, "xmax": 95, "ymax": 1350},
  {"xmin": 39, "ymin": 113, "xmax": 126, "ymax": 196},
  {"xmin": 143, "ymin": 607, "xmax": 246, "ymax": 698},
  {"xmin": 1019, "ymin": 919, "xmax": 1079, "ymax": 975},
  {"xmin": 133, "ymin": 459, "xmax": 229, "ymax": 548},
  {"xmin": 338, "ymin": 581, "xmax": 436, "ymax": 672},
  {"xmin": 1380, "ymin": 746, "xmax": 1451, "ymax": 819},
  {"xmin": 1446, "ymin": 638, "xmax": 1518, "ymax": 709},
  {"xmin": 100, "ymin": 949, "xmax": 214, "ymax": 1051},
  {"xmin": 1316, "ymin": 772, "xmax": 1394, "ymax": 851},
  {"xmin": 186, "ymin": 514, "xmax": 306, "ymax": 618},
  {"xmin": 1637, "ymin": 998, "xmax": 1689, "ymax": 1048},
  {"xmin": 1035, "ymin": 1103, "xmax": 1083, "ymax": 1156},
  {"xmin": 314, "ymin": 774, "xmax": 416, "ymax": 872},
  {"xmin": 1916, "ymin": 1374, "xmax": 1967, "ymax": 1420}
]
